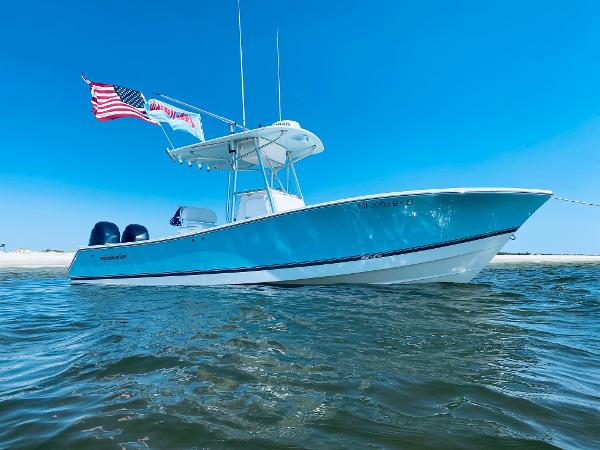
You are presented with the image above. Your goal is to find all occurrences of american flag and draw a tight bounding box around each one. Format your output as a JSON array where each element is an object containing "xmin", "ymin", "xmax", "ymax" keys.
[{"xmin": 82, "ymin": 74, "xmax": 156, "ymax": 123}]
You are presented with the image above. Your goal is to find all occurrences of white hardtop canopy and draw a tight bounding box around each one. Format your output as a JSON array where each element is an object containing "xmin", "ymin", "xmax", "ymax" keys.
[{"xmin": 168, "ymin": 121, "xmax": 324, "ymax": 171}]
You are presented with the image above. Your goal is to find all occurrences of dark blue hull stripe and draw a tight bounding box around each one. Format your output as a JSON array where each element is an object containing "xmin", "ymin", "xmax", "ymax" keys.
[{"xmin": 70, "ymin": 227, "xmax": 518, "ymax": 281}]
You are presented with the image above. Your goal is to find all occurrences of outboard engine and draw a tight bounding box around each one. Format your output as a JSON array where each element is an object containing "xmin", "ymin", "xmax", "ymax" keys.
[
  {"xmin": 89, "ymin": 222, "xmax": 120, "ymax": 246},
  {"xmin": 121, "ymin": 224, "xmax": 149, "ymax": 243}
]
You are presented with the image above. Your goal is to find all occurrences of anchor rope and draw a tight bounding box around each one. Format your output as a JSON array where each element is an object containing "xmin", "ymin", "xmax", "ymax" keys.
[{"xmin": 553, "ymin": 196, "xmax": 600, "ymax": 208}]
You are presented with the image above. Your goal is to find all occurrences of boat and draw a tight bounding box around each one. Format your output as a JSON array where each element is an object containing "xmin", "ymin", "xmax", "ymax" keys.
[
  {"xmin": 68, "ymin": 120, "xmax": 552, "ymax": 285},
  {"xmin": 70, "ymin": 2, "xmax": 551, "ymax": 286}
]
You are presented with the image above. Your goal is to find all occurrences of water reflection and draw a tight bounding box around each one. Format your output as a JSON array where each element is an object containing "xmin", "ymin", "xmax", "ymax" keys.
[{"xmin": 1, "ymin": 265, "xmax": 599, "ymax": 448}]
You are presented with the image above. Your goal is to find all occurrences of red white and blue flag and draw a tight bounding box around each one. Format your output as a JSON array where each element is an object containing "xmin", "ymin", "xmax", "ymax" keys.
[{"xmin": 81, "ymin": 74, "xmax": 156, "ymax": 124}]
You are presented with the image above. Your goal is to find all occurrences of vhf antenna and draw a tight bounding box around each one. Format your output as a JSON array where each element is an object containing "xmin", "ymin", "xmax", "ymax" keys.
[
  {"xmin": 276, "ymin": 28, "xmax": 282, "ymax": 121},
  {"xmin": 237, "ymin": 0, "xmax": 246, "ymax": 129}
]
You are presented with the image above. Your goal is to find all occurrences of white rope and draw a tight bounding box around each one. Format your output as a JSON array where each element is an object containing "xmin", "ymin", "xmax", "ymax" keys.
[
  {"xmin": 141, "ymin": 91, "xmax": 174, "ymax": 150},
  {"xmin": 157, "ymin": 122, "xmax": 174, "ymax": 150},
  {"xmin": 553, "ymin": 196, "xmax": 600, "ymax": 208}
]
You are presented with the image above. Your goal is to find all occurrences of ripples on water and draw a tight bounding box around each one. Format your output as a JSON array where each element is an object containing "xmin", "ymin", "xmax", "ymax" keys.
[{"xmin": 0, "ymin": 265, "xmax": 599, "ymax": 449}]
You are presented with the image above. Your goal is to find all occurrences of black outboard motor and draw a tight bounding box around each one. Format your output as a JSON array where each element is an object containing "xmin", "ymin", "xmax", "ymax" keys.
[
  {"xmin": 121, "ymin": 224, "xmax": 149, "ymax": 243},
  {"xmin": 89, "ymin": 222, "xmax": 120, "ymax": 246}
]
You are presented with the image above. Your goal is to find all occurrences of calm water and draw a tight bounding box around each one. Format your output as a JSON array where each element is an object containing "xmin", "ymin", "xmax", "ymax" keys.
[{"xmin": 1, "ymin": 265, "xmax": 599, "ymax": 449}]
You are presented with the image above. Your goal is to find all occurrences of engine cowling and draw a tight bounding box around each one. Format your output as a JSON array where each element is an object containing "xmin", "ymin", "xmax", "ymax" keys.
[
  {"xmin": 88, "ymin": 222, "xmax": 120, "ymax": 246},
  {"xmin": 121, "ymin": 224, "xmax": 149, "ymax": 243}
]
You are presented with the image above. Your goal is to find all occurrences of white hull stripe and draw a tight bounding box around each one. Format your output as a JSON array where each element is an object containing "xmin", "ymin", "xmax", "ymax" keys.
[{"xmin": 71, "ymin": 227, "xmax": 518, "ymax": 281}]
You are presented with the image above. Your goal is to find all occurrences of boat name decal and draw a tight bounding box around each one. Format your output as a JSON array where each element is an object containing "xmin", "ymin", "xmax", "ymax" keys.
[
  {"xmin": 100, "ymin": 254, "xmax": 128, "ymax": 261},
  {"xmin": 358, "ymin": 199, "xmax": 413, "ymax": 210}
]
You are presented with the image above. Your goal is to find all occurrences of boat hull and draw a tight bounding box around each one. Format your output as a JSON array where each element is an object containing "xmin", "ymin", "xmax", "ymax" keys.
[{"xmin": 69, "ymin": 189, "xmax": 551, "ymax": 286}]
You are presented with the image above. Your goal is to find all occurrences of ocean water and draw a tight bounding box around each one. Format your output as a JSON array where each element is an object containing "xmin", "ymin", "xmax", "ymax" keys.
[{"xmin": 0, "ymin": 265, "xmax": 599, "ymax": 449}]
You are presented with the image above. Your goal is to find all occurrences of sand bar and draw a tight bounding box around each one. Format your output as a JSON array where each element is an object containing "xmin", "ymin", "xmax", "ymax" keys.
[
  {"xmin": 491, "ymin": 254, "xmax": 600, "ymax": 263},
  {"xmin": 0, "ymin": 250, "xmax": 75, "ymax": 268}
]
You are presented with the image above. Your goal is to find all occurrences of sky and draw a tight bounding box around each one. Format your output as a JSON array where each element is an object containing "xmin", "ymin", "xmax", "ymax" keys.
[{"xmin": 1, "ymin": 0, "xmax": 599, "ymax": 253}]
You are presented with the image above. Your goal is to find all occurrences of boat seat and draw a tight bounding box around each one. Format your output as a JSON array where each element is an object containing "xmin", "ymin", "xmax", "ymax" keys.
[
  {"xmin": 171, "ymin": 206, "xmax": 217, "ymax": 233},
  {"xmin": 180, "ymin": 207, "xmax": 217, "ymax": 224}
]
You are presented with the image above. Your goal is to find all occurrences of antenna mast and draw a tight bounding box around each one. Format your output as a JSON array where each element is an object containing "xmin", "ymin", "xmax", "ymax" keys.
[
  {"xmin": 276, "ymin": 28, "xmax": 282, "ymax": 121},
  {"xmin": 237, "ymin": 0, "xmax": 246, "ymax": 128}
]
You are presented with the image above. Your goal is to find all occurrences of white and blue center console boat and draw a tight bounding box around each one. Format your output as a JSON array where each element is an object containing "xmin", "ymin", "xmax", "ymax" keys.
[{"xmin": 68, "ymin": 120, "xmax": 551, "ymax": 285}]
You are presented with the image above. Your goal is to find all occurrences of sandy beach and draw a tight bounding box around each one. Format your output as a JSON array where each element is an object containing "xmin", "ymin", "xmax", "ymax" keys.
[
  {"xmin": 1, "ymin": 250, "xmax": 599, "ymax": 269},
  {"xmin": 0, "ymin": 250, "xmax": 75, "ymax": 268},
  {"xmin": 491, "ymin": 254, "xmax": 600, "ymax": 263}
]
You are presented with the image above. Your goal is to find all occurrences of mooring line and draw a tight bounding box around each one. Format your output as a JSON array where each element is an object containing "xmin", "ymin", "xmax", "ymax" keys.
[{"xmin": 553, "ymin": 196, "xmax": 600, "ymax": 208}]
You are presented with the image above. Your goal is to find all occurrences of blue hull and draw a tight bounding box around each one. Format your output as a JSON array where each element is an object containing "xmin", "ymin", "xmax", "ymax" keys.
[{"xmin": 69, "ymin": 189, "xmax": 551, "ymax": 285}]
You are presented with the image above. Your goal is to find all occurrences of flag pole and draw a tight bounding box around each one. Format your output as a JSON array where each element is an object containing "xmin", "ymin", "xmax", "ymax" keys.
[{"xmin": 153, "ymin": 92, "xmax": 248, "ymax": 131}]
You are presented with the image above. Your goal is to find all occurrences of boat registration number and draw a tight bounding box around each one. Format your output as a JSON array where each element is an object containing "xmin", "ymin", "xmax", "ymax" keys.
[{"xmin": 357, "ymin": 199, "xmax": 413, "ymax": 210}]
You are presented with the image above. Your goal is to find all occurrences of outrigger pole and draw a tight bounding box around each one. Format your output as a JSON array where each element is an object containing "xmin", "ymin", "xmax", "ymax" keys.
[
  {"xmin": 237, "ymin": 0, "xmax": 247, "ymax": 129},
  {"xmin": 276, "ymin": 28, "xmax": 282, "ymax": 122},
  {"xmin": 155, "ymin": 1, "xmax": 249, "ymax": 136},
  {"xmin": 153, "ymin": 92, "xmax": 248, "ymax": 132}
]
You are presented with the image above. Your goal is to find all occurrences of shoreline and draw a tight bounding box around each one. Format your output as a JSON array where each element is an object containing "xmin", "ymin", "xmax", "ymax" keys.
[
  {"xmin": 490, "ymin": 254, "xmax": 600, "ymax": 263},
  {"xmin": 0, "ymin": 251, "xmax": 75, "ymax": 268},
  {"xmin": 1, "ymin": 251, "xmax": 600, "ymax": 269}
]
